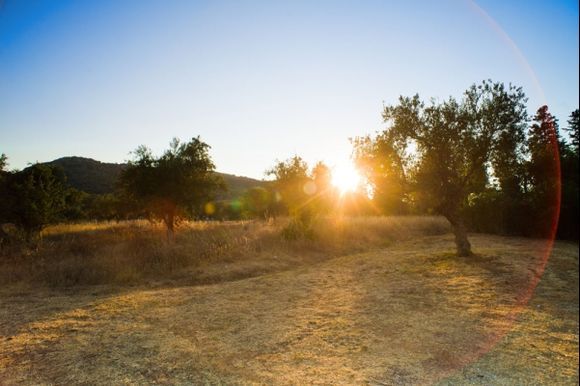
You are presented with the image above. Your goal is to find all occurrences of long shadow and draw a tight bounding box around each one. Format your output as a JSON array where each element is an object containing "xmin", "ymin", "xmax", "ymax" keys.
[
  {"xmin": 348, "ymin": 234, "xmax": 576, "ymax": 384},
  {"xmin": 0, "ymin": 285, "xmax": 131, "ymax": 337},
  {"xmin": 2, "ymin": 234, "xmax": 576, "ymax": 384}
]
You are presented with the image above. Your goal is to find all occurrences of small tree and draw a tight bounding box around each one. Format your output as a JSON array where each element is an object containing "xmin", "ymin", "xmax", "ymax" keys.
[
  {"xmin": 266, "ymin": 156, "xmax": 311, "ymax": 216},
  {"xmin": 527, "ymin": 106, "xmax": 562, "ymax": 236},
  {"xmin": 358, "ymin": 80, "xmax": 528, "ymax": 256},
  {"xmin": 120, "ymin": 137, "xmax": 223, "ymax": 240},
  {"xmin": 311, "ymin": 161, "xmax": 336, "ymax": 215},
  {"xmin": 2, "ymin": 164, "xmax": 71, "ymax": 241},
  {"xmin": 266, "ymin": 156, "xmax": 320, "ymax": 238},
  {"xmin": 560, "ymin": 109, "xmax": 580, "ymax": 239},
  {"xmin": 566, "ymin": 109, "xmax": 579, "ymax": 156},
  {"xmin": 352, "ymin": 134, "xmax": 408, "ymax": 214},
  {"xmin": 0, "ymin": 153, "xmax": 7, "ymax": 171}
]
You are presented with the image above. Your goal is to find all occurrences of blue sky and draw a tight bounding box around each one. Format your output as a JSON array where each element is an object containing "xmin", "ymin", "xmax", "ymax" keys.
[{"xmin": 0, "ymin": 0, "xmax": 578, "ymax": 178}]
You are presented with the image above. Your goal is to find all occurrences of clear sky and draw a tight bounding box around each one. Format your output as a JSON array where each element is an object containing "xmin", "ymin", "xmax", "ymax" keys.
[{"xmin": 1, "ymin": 0, "xmax": 578, "ymax": 179}]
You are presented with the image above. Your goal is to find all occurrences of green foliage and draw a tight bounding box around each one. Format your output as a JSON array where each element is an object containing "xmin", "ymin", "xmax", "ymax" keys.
[
  {"xmin": 265, "ymin": 156, "xmax": 311, "ymax": 216},
  {"xmin": 464, "ymin": 189, "xmax": 531, "ymax": 236},
  {"xmin": 310, "ymin": 161, "xmax": 337, "ymax": 215},
  {"xmin": 566, "ymin": 109, "xmax": 579, "ymax": 155},
  {"xmin": 1, "ymin": 164, "xmax": 73, "ymax": 239},
  {"xmin": 558, "ymin": 109, "xmax": 579, "ymax": 239},
  {"xmin": 214, "ymin": 173, "xmax": 267, "ymax": 201},
  {"xmin": 119, "ymin": 137, "xmax": 224, "ymax": 235},
  {"xmin": 240, "ymin": 187, "xmax": 277, "ymax": 219},
  {"xmin": 0, "ymin": 153, "xmax": 7, "ymax": 171},
  {"xmin": 48, "ymin": 157, "xmax": 125, "ymax": 194},
  {"xmin": 463, "ymin": 105, "xmax": 579, "ymax": 240},
  {"xmin": 526, "ymin": 105, "xmax": 561, "ymax": 236},
  {"xmin": 281, "ymin": 213, "xmax": 316, "ymax": 241},
  {"xmin": 266, "ymin": 156, "xmax": 337, "ymax": 238},
  {"xmin": 43, "ymin": 156, "xmax": 265, "ymax": 201},
  {"xmin": 352, "ymin": 134, "xmax": 408, "ymax": 214},
  {"xmin": 33, "ymin": 156, "xmax": 265, "ymax": 222},
  {"xmin": 356, "ymin": 80, "xmax": 529, "ymax": 255},
  {"xmin": 266, "ymin": 156, "xmax": 313, "ymax": 237}
]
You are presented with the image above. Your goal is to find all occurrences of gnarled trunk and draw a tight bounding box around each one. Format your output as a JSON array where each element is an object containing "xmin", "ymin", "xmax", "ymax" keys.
[
  {"xmin": 445, "ymin": 213, "xmax": 472, "ymax": 257},
  {"xmin": 163, "ymin": 212, "xmax": 175, "ymax": 242}
]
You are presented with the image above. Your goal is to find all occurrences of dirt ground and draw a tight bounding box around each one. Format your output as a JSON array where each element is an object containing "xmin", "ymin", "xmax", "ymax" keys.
[{"xmin": 0, "ymin": 234, "xmax": 578, "ymax": 385}]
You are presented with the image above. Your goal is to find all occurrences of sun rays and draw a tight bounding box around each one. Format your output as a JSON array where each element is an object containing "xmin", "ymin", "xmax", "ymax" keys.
[{"xmin": 331, "ymin": 162, "xmax": 362, "ymax": 195}]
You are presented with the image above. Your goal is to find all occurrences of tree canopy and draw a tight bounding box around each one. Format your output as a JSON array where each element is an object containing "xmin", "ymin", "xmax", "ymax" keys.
[
  {"xmin": 355, "ymin": 80, "xmax": 529, "ymax": 256},
  {"xmin": 0, "ymin": 163, "xmax": 73, "ymax": 240},
  {"xmin": 265, "ymin": 156, "xmax": 312, "ymax": 216},
  {"xmin": 566, "ymin": 109, "xmax": 579, "ymax": 155},
  {"xmin": 527, "ymin": 106, "xmax": 561, "ymax": 235},
  {"xmin": 119, "ymin": 137, "xmax": 224, "ymax": 239}
]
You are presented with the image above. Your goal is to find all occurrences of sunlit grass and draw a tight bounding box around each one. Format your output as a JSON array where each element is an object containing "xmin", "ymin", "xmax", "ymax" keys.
[
  {"xmin": 1, "ymin": 216, "xmax": 449, "ymax": 287},
  {"xmin": 42, "ymin": 220, "xmax": 152, "ymax": 236},
  {"xmin": 0, "ymin": 232, "xmax": 576, "ymax": 384}
]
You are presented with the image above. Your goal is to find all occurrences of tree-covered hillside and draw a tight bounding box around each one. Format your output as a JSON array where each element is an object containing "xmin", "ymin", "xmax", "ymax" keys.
[
  {"xmin": 45, "ymin": 156, "xmax": 265, "ymax": 199},
  {"xmin": 48, "ymin": 157, "xmax": 125, "ymax": 194}
]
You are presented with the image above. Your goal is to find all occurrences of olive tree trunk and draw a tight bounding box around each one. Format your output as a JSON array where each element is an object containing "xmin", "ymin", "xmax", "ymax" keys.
[
  {"xmin": 445, "ymin": 213, "xmax": 472, "ymax": 257},
  {"xmin": 163, "ymin": 212, "xmax": 175, "ymax": 242}
]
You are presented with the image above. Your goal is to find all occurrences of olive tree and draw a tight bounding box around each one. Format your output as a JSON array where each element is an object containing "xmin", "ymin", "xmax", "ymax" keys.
[
  {"xmin": 120, "ymin": 137, "xmax": 223, "ymax": 240},
  {"xmin": 357, "ymin": 80, "xmax": 528, "ymax": 256}
]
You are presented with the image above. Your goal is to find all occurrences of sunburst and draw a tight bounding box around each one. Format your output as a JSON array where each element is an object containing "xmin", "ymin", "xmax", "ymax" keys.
[{"xmin": 331, "ymin": 162, "xmax": 361, "ymax": 194}]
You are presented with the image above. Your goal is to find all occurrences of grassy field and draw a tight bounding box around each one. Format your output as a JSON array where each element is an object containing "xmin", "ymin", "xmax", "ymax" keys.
[
  {"xmin": 0, "ymin": 216, "xmax": 450, "ymax": 287},
  {"xmin": 0, "ymin": 217, "xmax": 578, "ymax": 384}
]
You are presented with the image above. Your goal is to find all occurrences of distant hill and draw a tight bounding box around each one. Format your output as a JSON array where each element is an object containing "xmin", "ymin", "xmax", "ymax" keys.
[
  {"xmin": 48, "ymin": 157, "xmax": 125, "ymax": 194},
  {"xmin": 44, "ymin": 157, "xmax": 265, "ymax": 199}
]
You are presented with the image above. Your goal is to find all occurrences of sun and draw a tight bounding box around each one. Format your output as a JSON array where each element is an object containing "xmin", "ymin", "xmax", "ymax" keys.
[{"xmin": 332, "ymin": 162, "xmax": 361, "ymax": 194}]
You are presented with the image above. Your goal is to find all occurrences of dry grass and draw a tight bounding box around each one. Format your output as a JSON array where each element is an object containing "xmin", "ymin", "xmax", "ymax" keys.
[
  {"xmin": 0, "ymin": 216, "xmax": 449, "ymax": 287},
  {"xmin": 0, "ymin": 218, "xmax": 577, "ymax": 384}
]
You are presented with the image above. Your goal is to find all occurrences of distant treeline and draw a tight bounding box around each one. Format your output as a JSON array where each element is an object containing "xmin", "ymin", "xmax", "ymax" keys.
[
  {"xmin": 1, "ymin": 81, "xmax": 578, "ymax": 250},
  {"xmin": 466, "ymin": 105, "xmax": 578, "ymax": 241}
]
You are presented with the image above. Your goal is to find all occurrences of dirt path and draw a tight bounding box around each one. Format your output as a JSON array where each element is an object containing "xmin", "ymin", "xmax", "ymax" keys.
[{"xmin": 0, "ymin": 234, "xmax": 578, "ymax": 385}]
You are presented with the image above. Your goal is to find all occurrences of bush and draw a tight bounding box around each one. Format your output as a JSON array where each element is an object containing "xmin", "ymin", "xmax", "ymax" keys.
[{"xmin": 281, "ymin": 208, "xmax": 319, "ymax": 241}]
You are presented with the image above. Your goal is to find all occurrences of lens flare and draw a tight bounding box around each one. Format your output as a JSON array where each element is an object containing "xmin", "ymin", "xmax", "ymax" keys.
[{"xmin": 332, "ymin": 163, "xmax": 361, "ymax": 194}]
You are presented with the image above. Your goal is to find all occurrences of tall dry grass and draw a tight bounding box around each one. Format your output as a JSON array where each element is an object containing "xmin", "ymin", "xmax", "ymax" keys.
[{"xmin": 0, "ymin": 216, "xmax": 449, "ymax": 287}]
